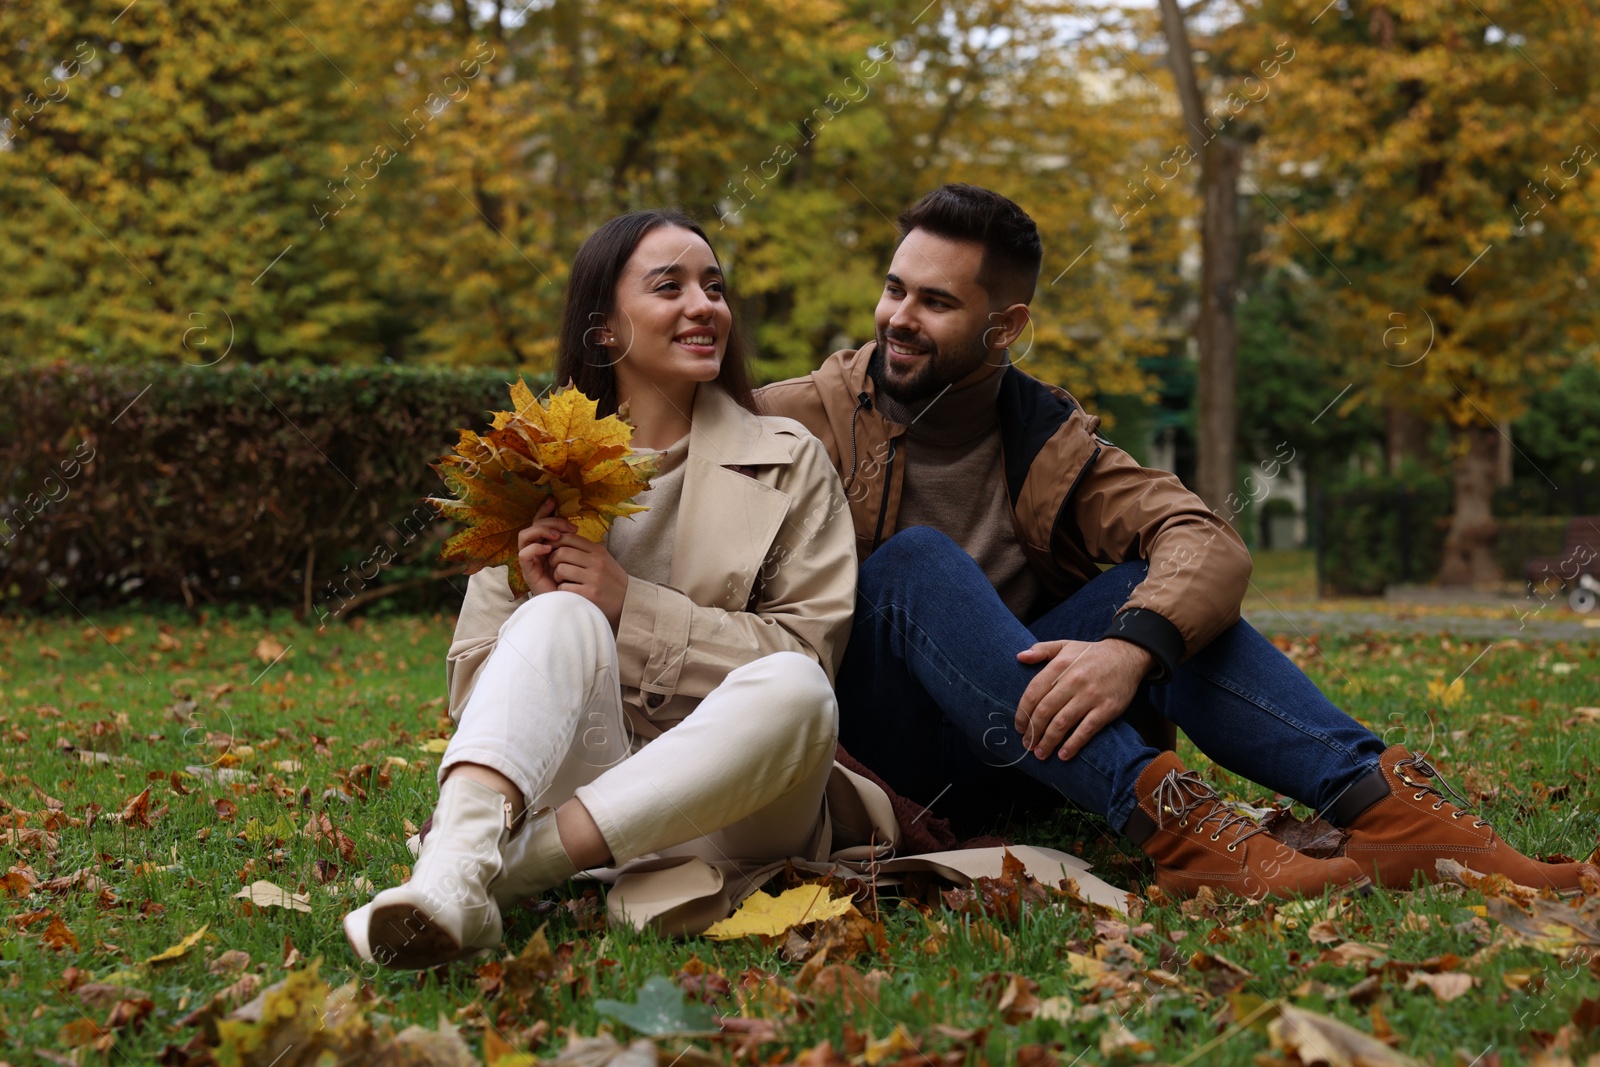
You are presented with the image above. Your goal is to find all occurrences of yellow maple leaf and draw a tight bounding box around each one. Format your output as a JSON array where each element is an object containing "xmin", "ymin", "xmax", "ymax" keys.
[
  {"xmin": 702, "ymin": 884, "xmax": 856, "ymax": 941},
  {"xmin": 1425, "ymin": 677, "xmax": 1467, "ymax": 708},
  {"xmin": 143, "ymin": 923, "xmax": 210, "ymax": 966},
  {"xmin": 427, "ymin": 380, "xmax": 657, "ymax": 595}
]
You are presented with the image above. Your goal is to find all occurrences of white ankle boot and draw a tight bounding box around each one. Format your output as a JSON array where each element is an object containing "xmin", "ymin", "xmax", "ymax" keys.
[
  {"xmin": 491, "ymin": 806, "xmax": 580, "ymax": 910},
  {"xmin": 344, "ymin": 775, "xmax": 511, "ymax": 969}
]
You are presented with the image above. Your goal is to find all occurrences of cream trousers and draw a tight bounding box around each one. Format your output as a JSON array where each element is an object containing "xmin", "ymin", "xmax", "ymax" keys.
[{"xmin": 439, "ymin": 591, "xmax": 838, "ymax": 867}]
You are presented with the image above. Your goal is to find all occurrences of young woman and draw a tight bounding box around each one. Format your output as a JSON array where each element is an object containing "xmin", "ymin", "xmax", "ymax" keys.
[{"xmin": 343, "ymin": 211, "xmax": 857, "ymax": 969}]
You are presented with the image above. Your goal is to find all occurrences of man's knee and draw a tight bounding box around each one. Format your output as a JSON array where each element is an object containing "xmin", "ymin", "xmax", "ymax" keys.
[{"xmin": 859, "ymin": 525, "xmax": 965, "ymax": 595}]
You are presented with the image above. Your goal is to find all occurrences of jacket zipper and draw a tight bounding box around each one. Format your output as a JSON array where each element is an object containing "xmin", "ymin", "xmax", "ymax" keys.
[
  {"xmin": 870, "ymin": 437, "xmax": 896, "ymax": 550},
  {"xmin": 843, "ymin": 391, "xmax": 872, "ymax": 493}
]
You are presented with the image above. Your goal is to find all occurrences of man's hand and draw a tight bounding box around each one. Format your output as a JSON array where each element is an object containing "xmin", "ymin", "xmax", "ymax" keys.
[
  {"xmin": 545, "ymin": 532, "xmax": 629, "ymax": 632},
  {"xmin": 1014, "ymin": 638, "xmax": 1155, "ymax": 761}
]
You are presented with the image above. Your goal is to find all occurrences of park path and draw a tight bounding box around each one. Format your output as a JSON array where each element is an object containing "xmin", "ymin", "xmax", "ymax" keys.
[{"xmin": 1243, "ymin": 605, "xmax": 1599, "ymax": 641}]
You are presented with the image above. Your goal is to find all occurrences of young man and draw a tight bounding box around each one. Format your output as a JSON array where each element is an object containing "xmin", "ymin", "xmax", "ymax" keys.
[{"xmin": 758, "ymin": 183, "xmax": 1594, "ymax": 899}]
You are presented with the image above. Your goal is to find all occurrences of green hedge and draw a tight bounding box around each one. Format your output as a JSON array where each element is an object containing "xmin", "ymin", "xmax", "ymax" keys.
[
  {"xmin": 0, "ymin": 363, "xmax": 546, "ymax": 617},
  {"xmin": 1317, "ymin": 475, "xmax": 1582, "ymax": 595},
  {"xmin": 1316, "ymin": 473, "xmax": 1452, "ymax": 596}
]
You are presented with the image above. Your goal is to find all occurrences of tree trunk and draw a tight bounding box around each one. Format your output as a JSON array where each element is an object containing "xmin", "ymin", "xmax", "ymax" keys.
[
  {"xmin": 1195, "ymin": 137, "xmax": 1242, "ymax": 523},
  {"xmin": 1496, "ymin": 419, "xmax": 1514, "ymax": 486},
  {"xmin": 1437, "ymin": 423, "xmax": 1502, "ymax": 586},
  {"xmin": 1384, "ymin": 403, "xmax": 1430, "ymax": 474},
  {"xmin": 1158, "ymin": 0, "xmax": 1242, "ymax": 523}
]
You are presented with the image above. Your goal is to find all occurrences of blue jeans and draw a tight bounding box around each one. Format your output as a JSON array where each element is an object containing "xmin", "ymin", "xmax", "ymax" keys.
[{"xmin": 835, "ymin": 526, "xmax": 1386, "ymax": 838}]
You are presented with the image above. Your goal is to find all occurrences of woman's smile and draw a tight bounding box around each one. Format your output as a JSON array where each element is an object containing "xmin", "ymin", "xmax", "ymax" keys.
[{"xmin": 673, "ymin": 328, "xmax": 718, "ymax": 355}]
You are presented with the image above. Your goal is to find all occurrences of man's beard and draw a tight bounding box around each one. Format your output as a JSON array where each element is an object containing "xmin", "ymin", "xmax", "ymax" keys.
[{"xmin": 868, "ymin": 326, "xmax": 992, "ymax": 405}]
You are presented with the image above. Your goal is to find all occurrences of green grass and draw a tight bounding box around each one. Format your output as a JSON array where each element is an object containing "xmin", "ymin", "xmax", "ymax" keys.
[
  {"xmin": 0, "ymin": 605, "xmax": 1596, "ymax": 1064},
  {"xmin": 1242, "ymin": 548, "xmax": 1320, "ymax": 603}
]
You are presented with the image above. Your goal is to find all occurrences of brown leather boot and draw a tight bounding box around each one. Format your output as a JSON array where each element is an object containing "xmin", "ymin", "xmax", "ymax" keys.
[
  {"xmin": 1334, "ymin": 745, "xmax": 1597, "ymax": 893},
  {"xmin": 1124, "ymin": 753, "xmax": 1370, "ymax": 901}
]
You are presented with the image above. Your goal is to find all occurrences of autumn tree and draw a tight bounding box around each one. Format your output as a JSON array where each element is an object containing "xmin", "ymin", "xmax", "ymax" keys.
[
  {"xmin": 1154, "ymin": 0, "xmax": 1262, "ymax": 519},
  {"xmin": 3, "ymin": 0, "xmax": 1194, "ymax": 414},
  {"xmin": 0, "ymin": 0, "xmax": 405, "ymax": 363},
  {"xmin": 1224, "ymin": 0, "xmax": 1600, "ymax": 584}
]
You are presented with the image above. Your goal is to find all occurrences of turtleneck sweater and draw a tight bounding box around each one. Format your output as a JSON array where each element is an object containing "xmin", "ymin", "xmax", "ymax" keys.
[{"xmin": 874, "ymin": 364, "xmax": 1045, "ymax": 620}]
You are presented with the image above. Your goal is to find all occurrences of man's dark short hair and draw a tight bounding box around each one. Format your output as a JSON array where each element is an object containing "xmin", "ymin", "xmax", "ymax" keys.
[{"xmin": 895, "ymin": 183, "xmax": 1043, "ymax": 306}]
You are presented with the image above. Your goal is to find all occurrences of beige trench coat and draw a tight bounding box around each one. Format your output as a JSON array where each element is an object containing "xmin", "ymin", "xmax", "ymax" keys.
[{"xmin": 438, "ymin": 384, "xmax": 1129, "ymax": 931}]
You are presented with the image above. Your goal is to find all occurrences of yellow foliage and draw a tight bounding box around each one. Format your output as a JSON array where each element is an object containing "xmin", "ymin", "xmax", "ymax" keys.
[
  {"xmin": 1425, "ymin": 677, "xmax": 1468, "ymax": 709},
  {"xmin": 428, "ymin": 380, "xmax": 657, "ymax": 595},
  {"xmin": 702, "ymin": 884, "xmax": 856, "ymax": 940},
  {"xmin": 142, "ymin": 924, "xmax": 210, "ymax": 966}
]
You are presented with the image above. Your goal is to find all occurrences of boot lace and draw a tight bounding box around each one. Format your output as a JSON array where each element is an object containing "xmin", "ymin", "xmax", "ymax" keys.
[
  {"xmin": 1395, "ymin": 751, "xmax": 1489, "ymax": 828},
  {"xmin": 1154, "ymin": 770, "xmax": 1270, "ymax": 851}
]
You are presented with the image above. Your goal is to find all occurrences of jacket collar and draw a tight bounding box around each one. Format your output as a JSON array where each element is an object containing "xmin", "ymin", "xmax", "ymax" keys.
[
  {"xmin": 668, "ymin": 382, "xmax": 794, "ymax": 607},
  {"xmin": 687, "ymin": 382, "xmax": 798, "ymax": 467}
]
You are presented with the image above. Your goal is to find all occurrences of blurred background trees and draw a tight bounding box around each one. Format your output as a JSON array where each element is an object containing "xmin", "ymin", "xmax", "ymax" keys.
[{"xmin": 4, "ymin": 0, "xmax": 1598, "ymax": 593}]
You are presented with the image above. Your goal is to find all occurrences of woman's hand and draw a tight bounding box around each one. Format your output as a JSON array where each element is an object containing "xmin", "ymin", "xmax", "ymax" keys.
[
  {"xmin": 546, "ymin": 532, "xmax": 630, "ymax": 632},
  {"xmin": 516, "ymin": 497, "xmax": 570, "ymax": 596}
]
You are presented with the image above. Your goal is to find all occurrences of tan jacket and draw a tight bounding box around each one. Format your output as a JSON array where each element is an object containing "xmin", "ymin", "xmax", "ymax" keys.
[
  {"xmin": 444, "ymin": 383, "xmax": 858, "ymax": 736},
  {"xmin": 757, "ymin": 341, "xmax": 1253, "ymax": 681}
]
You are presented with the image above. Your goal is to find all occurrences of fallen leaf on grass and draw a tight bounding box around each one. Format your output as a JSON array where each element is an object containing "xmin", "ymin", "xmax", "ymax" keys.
[
  {"xmin": 1064, "ymin": 951, "xmax": 1109, "ymax": 989},
  {"xmin": 991, "ymin": 973, "xmax": 1041, "ymax": 1024},
  {"xmin": 703, "ymin": 883, "xmax": 854, "ymax": 940},
  {"xmin": 593, "ymin": 974, "xmax": 718, "ymax": 1036},
  {"xmin": 1261, "ymin": 809, "xmax": 1348, "ymax": 860},
  {"xmin": 799, "ymin": 962, "xmax": 883, "ymax": 1019},
  {"xmin": 78, "ymin": 982, "xmax": 151, "ymax": 1009},
  {"xmin": 186, "ymin": 764, "xmax": 252, "ymax": 784},
  {"xmin": 782, "ymin": 906, "xmax": 887, "ymax": 965},
  {"xmin": 1436, "ymin": 858, "xmax": 1541, "ymax": 905},
  {"xmin": 65, "ymin": 746, "xmax": 136, "ymax": 766},
  {"xmin": 1403, "ymin": 971, "xmax": 1476, "ymax": 1002},
  {"xmin": 940, "ymin": 848, "xmax": 1064, "ymax": 923},
  {"xmin": 253, "ymin": 635, "xmax": 286, "ymax": 663},
  {"xmin": 1099, "ymin": 1016, "xmax": 1155, "ymax": 1057},
  {"xmin": 216, "ymin": 962, "xmax": 478, "ymax": 1067},
  {"xmin": 861, "ymin": 1024, "xmax": 923, "ymax": 1064},
  {"xmin": 1318, "ymin": 942, "xmax": 1386, "ymax": 968},
  {"xmin": 57, "ymin": 1018, "xmax": 111, "ymax": 1052},
  {"xmin": 0, "ymin": 827, "xmax": 61, "ymax": 854},
  {"xmin": 1425, "ymin": 676, "xmax": 1468, "ymax": 708},
  {"xmin": 532, "ymin": 1032, "xmax": 719, "ymax": 1066},
  {"xmin": 418, "ymin": 737, "xmax": 451, "ymax": 754},
  {"xmin": 241, "ymin": 814, "xmax": 297, "ymax": 845},
  {"xmin": 41, "ymin": 914, "xmax": 80, "ymax": 952},
  {"xmin": 303, "ymin": 811, "xmax": 359, "ymax": 864},
  {"xmin": 2, "ymin": 864, "xmax": 39, "ymax": 896},
  {"xmin": 1266, "ymin": 1002, "xmax": 1423, "ymax": 1067},
  {"xmin": 144, "ymin": 924, "xmax": 210, "ymax": 965},
  {"xmin": 211, "ymin": 953, "xmax": 251, "ymax": 979},
  {"xmin": 235, "ymin": 880, "xmax": 312, "ymax": 913},
  {"xmin": 1485, "ymin": 895, "xmax": 1600, "ymax": 957},
  {"xmin": 120, "ymin": 786, "xmax": 153, "ymax": 829},
  {"xmin": 39, "ymin": 870, "xmax": 108, "ymax": 902}
]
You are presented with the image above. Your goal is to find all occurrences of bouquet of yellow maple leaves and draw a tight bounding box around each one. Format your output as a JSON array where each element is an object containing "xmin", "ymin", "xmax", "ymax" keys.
[{"xmin": 426, "ymin": 378, "xmax": 658, "ymax": 596}]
